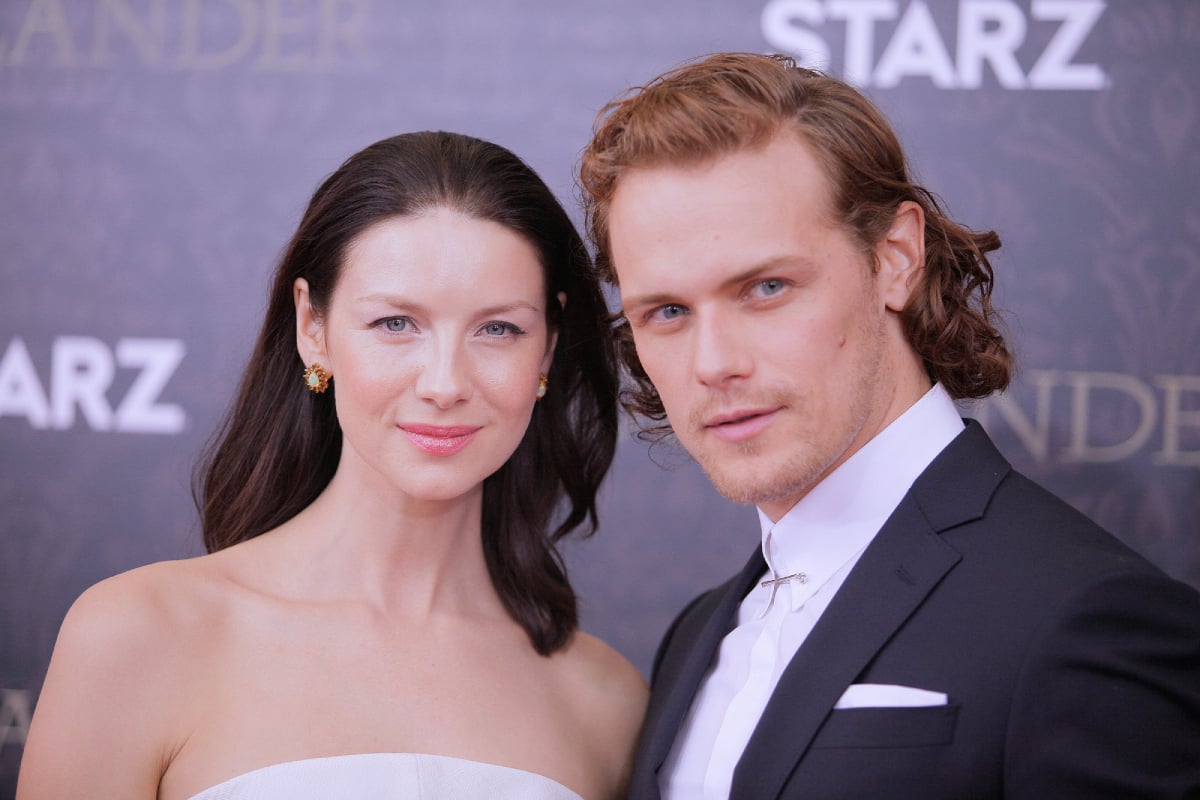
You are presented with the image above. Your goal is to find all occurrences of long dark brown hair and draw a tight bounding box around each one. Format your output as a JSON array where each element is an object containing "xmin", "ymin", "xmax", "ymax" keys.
[
  {"xmin": 195, "ymin": 132, "xmax": 618, "ymax": 655},
  {"xmin": 579, "ymin": 53, "xmax": 1012, "ymax": 439}
]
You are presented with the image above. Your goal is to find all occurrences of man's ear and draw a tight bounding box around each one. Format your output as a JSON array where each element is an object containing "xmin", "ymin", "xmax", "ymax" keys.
[
  {"xmin": 875, "ymin": 201, "xmax": 925, "ymax": 312},
  {"xmin": 294, "ymin": 277, "xmax": 328, "ymax": 368}
]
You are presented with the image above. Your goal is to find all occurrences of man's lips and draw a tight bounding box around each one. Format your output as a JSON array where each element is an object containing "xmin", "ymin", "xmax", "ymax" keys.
[
  {"xmin": 399, "ymin": 424, "xmax": 481, "ymax": 456},
  {"xmin": 702, "ymin": 408, "xmax": 780, "ymax": 442}
]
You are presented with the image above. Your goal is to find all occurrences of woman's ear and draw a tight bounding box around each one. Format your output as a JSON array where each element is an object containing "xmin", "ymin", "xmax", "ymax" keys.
[
  {"xmin": 294, "ymin": 278, "xmax": 328, "ymax": 368},
  {"xmin": 875, "ymin": 201, "xmax": 926, "ymax": 313},
  {"xmin": 541, "ymin": 292, "xmax": 567, "ymax": 374}
]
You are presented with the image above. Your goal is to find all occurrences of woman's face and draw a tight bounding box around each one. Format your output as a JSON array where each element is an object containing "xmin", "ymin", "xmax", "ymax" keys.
[{"xmin": 296, "ymin": 208, "xmax": 555, "ymax": 504}]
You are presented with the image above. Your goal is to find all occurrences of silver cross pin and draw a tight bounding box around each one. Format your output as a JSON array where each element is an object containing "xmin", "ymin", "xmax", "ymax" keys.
[{"xmin": 761, "ymin": 571, "xmax": 808, "ymax": 589}]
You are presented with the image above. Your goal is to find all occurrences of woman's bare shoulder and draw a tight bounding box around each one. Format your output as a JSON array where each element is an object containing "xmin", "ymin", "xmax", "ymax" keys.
[
  {"xmin": 56, "ymin": 556, "xmax": 235, "ymax": 673},
  {"xmin": 17, "ymin": 557, "xmax": 233, "ymax": 798},
  {"xmin": 554, "ymin": 631, "xmax": 648, "ymax": 790},
  {"xmin": 557, "ymin": 631, "xmax": 648, "ymax": 705}
]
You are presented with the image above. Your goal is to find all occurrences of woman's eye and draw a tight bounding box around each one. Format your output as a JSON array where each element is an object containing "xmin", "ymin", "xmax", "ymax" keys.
[
  {"xmin": 382, "ymin": 317, "xmax": 411, "ymax": 333},
  {"xmin": 482, "ymin": 322, "xmax": 524, "ymax": 337}
]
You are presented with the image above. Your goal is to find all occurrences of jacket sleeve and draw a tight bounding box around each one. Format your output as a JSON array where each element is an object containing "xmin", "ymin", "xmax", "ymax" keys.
[{"xmin": 1004, "ymin": 569, "xmax": 1200, "ymax": 798}]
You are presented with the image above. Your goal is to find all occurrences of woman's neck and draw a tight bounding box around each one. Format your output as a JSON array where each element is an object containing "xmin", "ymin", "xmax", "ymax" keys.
[{"xmin": 256, "ymin": 462, "xmax": 501, "ymax": 621}]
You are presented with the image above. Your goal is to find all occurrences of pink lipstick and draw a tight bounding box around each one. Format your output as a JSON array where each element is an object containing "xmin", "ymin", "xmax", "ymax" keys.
[{"xmin": 399, "ymin": 424, "xmax": 481, "ymax": 456}]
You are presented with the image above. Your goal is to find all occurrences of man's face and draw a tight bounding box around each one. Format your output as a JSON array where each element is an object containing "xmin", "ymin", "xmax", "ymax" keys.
[{"xmin": 608, "ymin": 131, "xmax": 925, "ymax": 520}]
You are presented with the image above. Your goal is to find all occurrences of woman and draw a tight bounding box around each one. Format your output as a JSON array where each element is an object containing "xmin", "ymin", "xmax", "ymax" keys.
[{"xmin": 18, "ymin": 132, "xmax": 647, "ymax": 799}]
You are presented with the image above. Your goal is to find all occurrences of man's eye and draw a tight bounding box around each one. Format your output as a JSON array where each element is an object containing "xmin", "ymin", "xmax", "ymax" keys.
[
  {"xmin": 757, "ymin": 279, "xmax": 785, "ymax": 296},
  {"xmin": 656, "ymin": 304, "xmax": 686, "ymax": 321}
]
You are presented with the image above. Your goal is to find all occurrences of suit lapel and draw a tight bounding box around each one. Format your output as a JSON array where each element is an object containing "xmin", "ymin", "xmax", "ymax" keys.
[
  {"xmin": 634, "ymin": 549, "xmax": 766, "ymax": 794},
  {"xmin": 730, "ymin": 420, "xmax": 1008, "ymax": 798}
]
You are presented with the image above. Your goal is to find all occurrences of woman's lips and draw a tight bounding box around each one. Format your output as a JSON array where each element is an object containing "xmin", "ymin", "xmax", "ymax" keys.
[
  {"xmin": 703, "ymin": 408, "xmax": 780, "ymax": 442},
  {"xmin": 399, "ymin": 424, "xmax": 481, "ymax": 456}
]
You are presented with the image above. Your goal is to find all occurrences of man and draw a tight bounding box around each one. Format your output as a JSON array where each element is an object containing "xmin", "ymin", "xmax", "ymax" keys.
[{"xmin": 579, "ymin": 53, "xmax": 1200, "ymax": 799}]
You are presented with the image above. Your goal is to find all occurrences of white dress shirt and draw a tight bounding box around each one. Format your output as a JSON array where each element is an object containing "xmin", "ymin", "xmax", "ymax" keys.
[{"xmin": 660, "ymin": 384, "xmax": 965, "ymax": 800}]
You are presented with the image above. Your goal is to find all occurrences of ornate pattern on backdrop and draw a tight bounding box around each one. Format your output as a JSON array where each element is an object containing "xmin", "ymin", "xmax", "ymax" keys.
[{"xmin": 1, "ymin": 1, "xmax": 1197, "ymax": 793}]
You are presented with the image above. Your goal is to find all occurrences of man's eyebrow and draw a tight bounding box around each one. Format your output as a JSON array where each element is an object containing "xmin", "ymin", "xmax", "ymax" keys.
[
  {"xmin": 718, "ymin": 256, "xmax": 803, "ymax": 290},
  {"xmin": 620, "ymin": 291, "xmax": 679, "ymax": 312}
]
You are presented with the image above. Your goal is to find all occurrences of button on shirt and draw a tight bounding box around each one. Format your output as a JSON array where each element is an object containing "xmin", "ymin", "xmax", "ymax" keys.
[{"xmin": 660, "ymin": 383, "xmax": 966, "ymax": 800}]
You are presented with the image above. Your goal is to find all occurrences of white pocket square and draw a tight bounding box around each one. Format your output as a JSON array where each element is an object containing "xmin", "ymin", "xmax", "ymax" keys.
[{"xmin": 833, "ymin": 683, "xmax": 948, "ymax": 709}]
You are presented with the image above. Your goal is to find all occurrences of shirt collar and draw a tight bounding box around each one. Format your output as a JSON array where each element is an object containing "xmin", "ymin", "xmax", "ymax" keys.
[{"xmin": 756, "ymin": 383, "xmax": 965, "ymax": 612}]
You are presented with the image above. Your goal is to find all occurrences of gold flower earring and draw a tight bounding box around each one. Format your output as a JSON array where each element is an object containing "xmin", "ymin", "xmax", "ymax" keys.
[
  {"xmin": 304, "ymin": 363, "xmax": 331, "ymax": 393},
  {"xmin": 536, "ymin": 373, "xmax": 548, "ymax": 400}
]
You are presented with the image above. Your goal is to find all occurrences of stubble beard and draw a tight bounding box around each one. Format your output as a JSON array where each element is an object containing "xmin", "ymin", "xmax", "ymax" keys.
[
  {"xmin": 689, "ymin": 398, "xmax": 866, "ymax": 509},
  {"xmin": 681, "ymin": 309, "xmax": 888, "ymax": 510}
]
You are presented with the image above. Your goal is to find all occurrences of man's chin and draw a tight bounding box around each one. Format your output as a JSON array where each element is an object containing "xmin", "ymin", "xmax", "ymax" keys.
[
  {"xmin": 696, "ymin": 452, "xmax": 823, "ymax": 511},
  {"xmin": 704, "ymin": 469, "xmax": 801, "ymax": 508}
]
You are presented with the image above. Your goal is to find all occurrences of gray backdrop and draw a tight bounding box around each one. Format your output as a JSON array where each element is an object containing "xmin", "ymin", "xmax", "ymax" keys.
[{"xmin": 2, "ymin": 0, "xmax": 1197, "ymax": 792}]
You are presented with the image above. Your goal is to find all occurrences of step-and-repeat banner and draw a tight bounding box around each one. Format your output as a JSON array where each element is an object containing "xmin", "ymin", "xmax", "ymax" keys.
[{"xmin": 2, "ymin": 0, "xmax": 1197, "ymax": 790}]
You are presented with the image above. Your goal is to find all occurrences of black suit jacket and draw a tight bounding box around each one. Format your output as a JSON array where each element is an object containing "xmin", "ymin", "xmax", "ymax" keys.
[{"xmin": 629, "ymin": 421, "xmax": 1200, "ymax": 799}]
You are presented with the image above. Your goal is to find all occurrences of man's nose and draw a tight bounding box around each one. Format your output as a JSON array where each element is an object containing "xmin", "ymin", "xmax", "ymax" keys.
[{"xmin": 691, "ymin": 310, "xmax": 752, "ymax": 388}]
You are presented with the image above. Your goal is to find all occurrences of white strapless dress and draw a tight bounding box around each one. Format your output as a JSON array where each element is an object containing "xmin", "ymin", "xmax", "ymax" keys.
[{"xmin": 188, "ymin": 753, "xmax": 584, "ymax": 799}]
